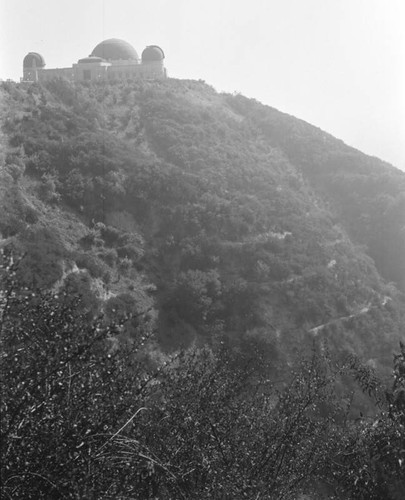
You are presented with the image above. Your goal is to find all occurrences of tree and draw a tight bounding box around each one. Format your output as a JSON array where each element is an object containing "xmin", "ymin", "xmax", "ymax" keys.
[
  {"xmin": 0, "ymin": 250, "xmax": 155, "ymax": 498},
  {"xmin": 337, "ymin": 347, "xmax": 405, "ymax": 499}
]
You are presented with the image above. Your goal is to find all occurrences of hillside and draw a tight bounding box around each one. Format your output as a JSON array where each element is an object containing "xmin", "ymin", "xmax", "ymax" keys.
[
  {"xmin": 0, "ymin": 78, "xmax": 404, "ymax": 376},
  {"xmin": 1, "ymin": 78, "xmax": 405, "ymax": 499}
]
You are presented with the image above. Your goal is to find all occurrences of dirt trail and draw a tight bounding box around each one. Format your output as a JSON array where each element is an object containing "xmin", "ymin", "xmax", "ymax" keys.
[{"xmin": 308, "ymin": 296, "xmax": 391, "ymax": 336}]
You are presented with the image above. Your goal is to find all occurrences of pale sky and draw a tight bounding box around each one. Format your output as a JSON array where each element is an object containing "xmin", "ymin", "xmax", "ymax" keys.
[{"xmin": 1, "ymin": 0, "xmax": 404, "ymax": 170}]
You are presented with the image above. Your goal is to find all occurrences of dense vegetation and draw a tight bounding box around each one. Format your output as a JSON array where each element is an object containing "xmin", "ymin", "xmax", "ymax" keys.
[
  {"xmin": 1, "ymin": 79, "xmax": 404, "ymax": 367},
  {"xmin": 0, "ymin": 78, "xmax": 404, "ymax": 497},
  {"xmin": 225, "ymin": 95, "xmax": 405, "ymax": 292},
  {"xmin": 1, "ymin": 251, "xmax": 404, "ymax": 499}
]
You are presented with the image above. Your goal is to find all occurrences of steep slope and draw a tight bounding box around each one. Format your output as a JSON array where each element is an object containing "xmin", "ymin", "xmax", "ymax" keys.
[
  {"xmin": 225, "ymin": 95, "xmax": 405, "ymax": 291},
  {"xmin": 0, "ymin": 78, "xmax": 404, "ymax": 378}
]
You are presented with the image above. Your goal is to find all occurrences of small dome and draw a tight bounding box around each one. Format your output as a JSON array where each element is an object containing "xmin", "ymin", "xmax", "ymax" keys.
[
  {"xmin": 23, "ymin": 52, "xmax": 46, "ymax": 68},
  {"xmin": 142, "ymin": 45, "xmax": 165, "ymax": 62},
  {"xmin": 91, "ymin": 39, "xmax": 139, "ymax": 61},
  {"xmin": 78, "ymin": 56, "xmax": 105, "ymax": 64}
]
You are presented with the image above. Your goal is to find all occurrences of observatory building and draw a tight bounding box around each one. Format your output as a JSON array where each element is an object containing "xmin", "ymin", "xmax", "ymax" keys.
[{"xmin": 22, "ymin": 39, "xmax": 167, "ymax": 83}]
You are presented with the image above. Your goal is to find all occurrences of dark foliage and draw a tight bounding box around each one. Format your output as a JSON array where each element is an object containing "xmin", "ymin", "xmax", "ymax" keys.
[{"xmin": 1, "ymin": 252, "xmax": 404, "ymax": 499}]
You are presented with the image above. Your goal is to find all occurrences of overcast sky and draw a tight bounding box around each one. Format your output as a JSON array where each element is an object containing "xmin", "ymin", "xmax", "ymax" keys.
[{"xmin": 1, "ymin": 0, "xmax": 404, "ymax": 170}]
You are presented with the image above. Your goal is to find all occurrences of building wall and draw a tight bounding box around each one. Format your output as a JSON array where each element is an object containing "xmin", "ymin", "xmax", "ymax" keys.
[
  {"xmin": 23, "ymin": 68, "xmax": 40, "ymax": 82},
  {"xmin": 37, "ymin": 68, "xmax": 75, "ymax": 82},
  {"xmin": 23, "ymin": 60, "xmax": 166, "ymax": 83},
  {"xmin": 72, "ymin": 63, "xmax": 110, "ymax": 82},
  {"xmin": 106, "ymin": 61, "xmax": 165, "ymax": 80}
]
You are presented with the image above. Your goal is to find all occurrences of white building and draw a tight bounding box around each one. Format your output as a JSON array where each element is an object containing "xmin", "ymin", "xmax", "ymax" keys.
[{"xmin": 22, "ymin": 38, "xmax": 167, "ymax": 83}]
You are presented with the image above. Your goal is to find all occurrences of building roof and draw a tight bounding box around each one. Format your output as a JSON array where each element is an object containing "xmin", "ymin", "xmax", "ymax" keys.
[
  {"xmin": 142, "ymin": 45, "xmax": 165, "ymax": 62},
  {"xmin": 23, "ymin": 52, "xmax": 46, "ymax": 68},
  {"xmin": 78, "ymin": 56, "xmax": 105, "ymax": 64},
  {"xmin": 91, "ymin": 39, "xmax": 139, "ymax": 61}
]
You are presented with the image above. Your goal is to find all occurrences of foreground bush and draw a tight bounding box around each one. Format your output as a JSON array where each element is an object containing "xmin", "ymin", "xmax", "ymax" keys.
[
  {"xmin": 0, "ymin": 252, "xmax": 156, "ymax": 498},
  {"xmin": 1, "ymin": 251, "xmax": 404, "ymax": 498}
]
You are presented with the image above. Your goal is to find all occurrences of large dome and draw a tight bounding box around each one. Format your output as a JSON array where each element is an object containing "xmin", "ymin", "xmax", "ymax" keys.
[
  {"xmin": 23, "ymin": 52, "xmax": 45, "ymax": 68},
  {"xmin": 91, "ymin": 39, "xmax": 139, "ymax": 61},
  {"xmin": 142, "ymin": 45, "xmax": 165, "ymax": 62}
]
